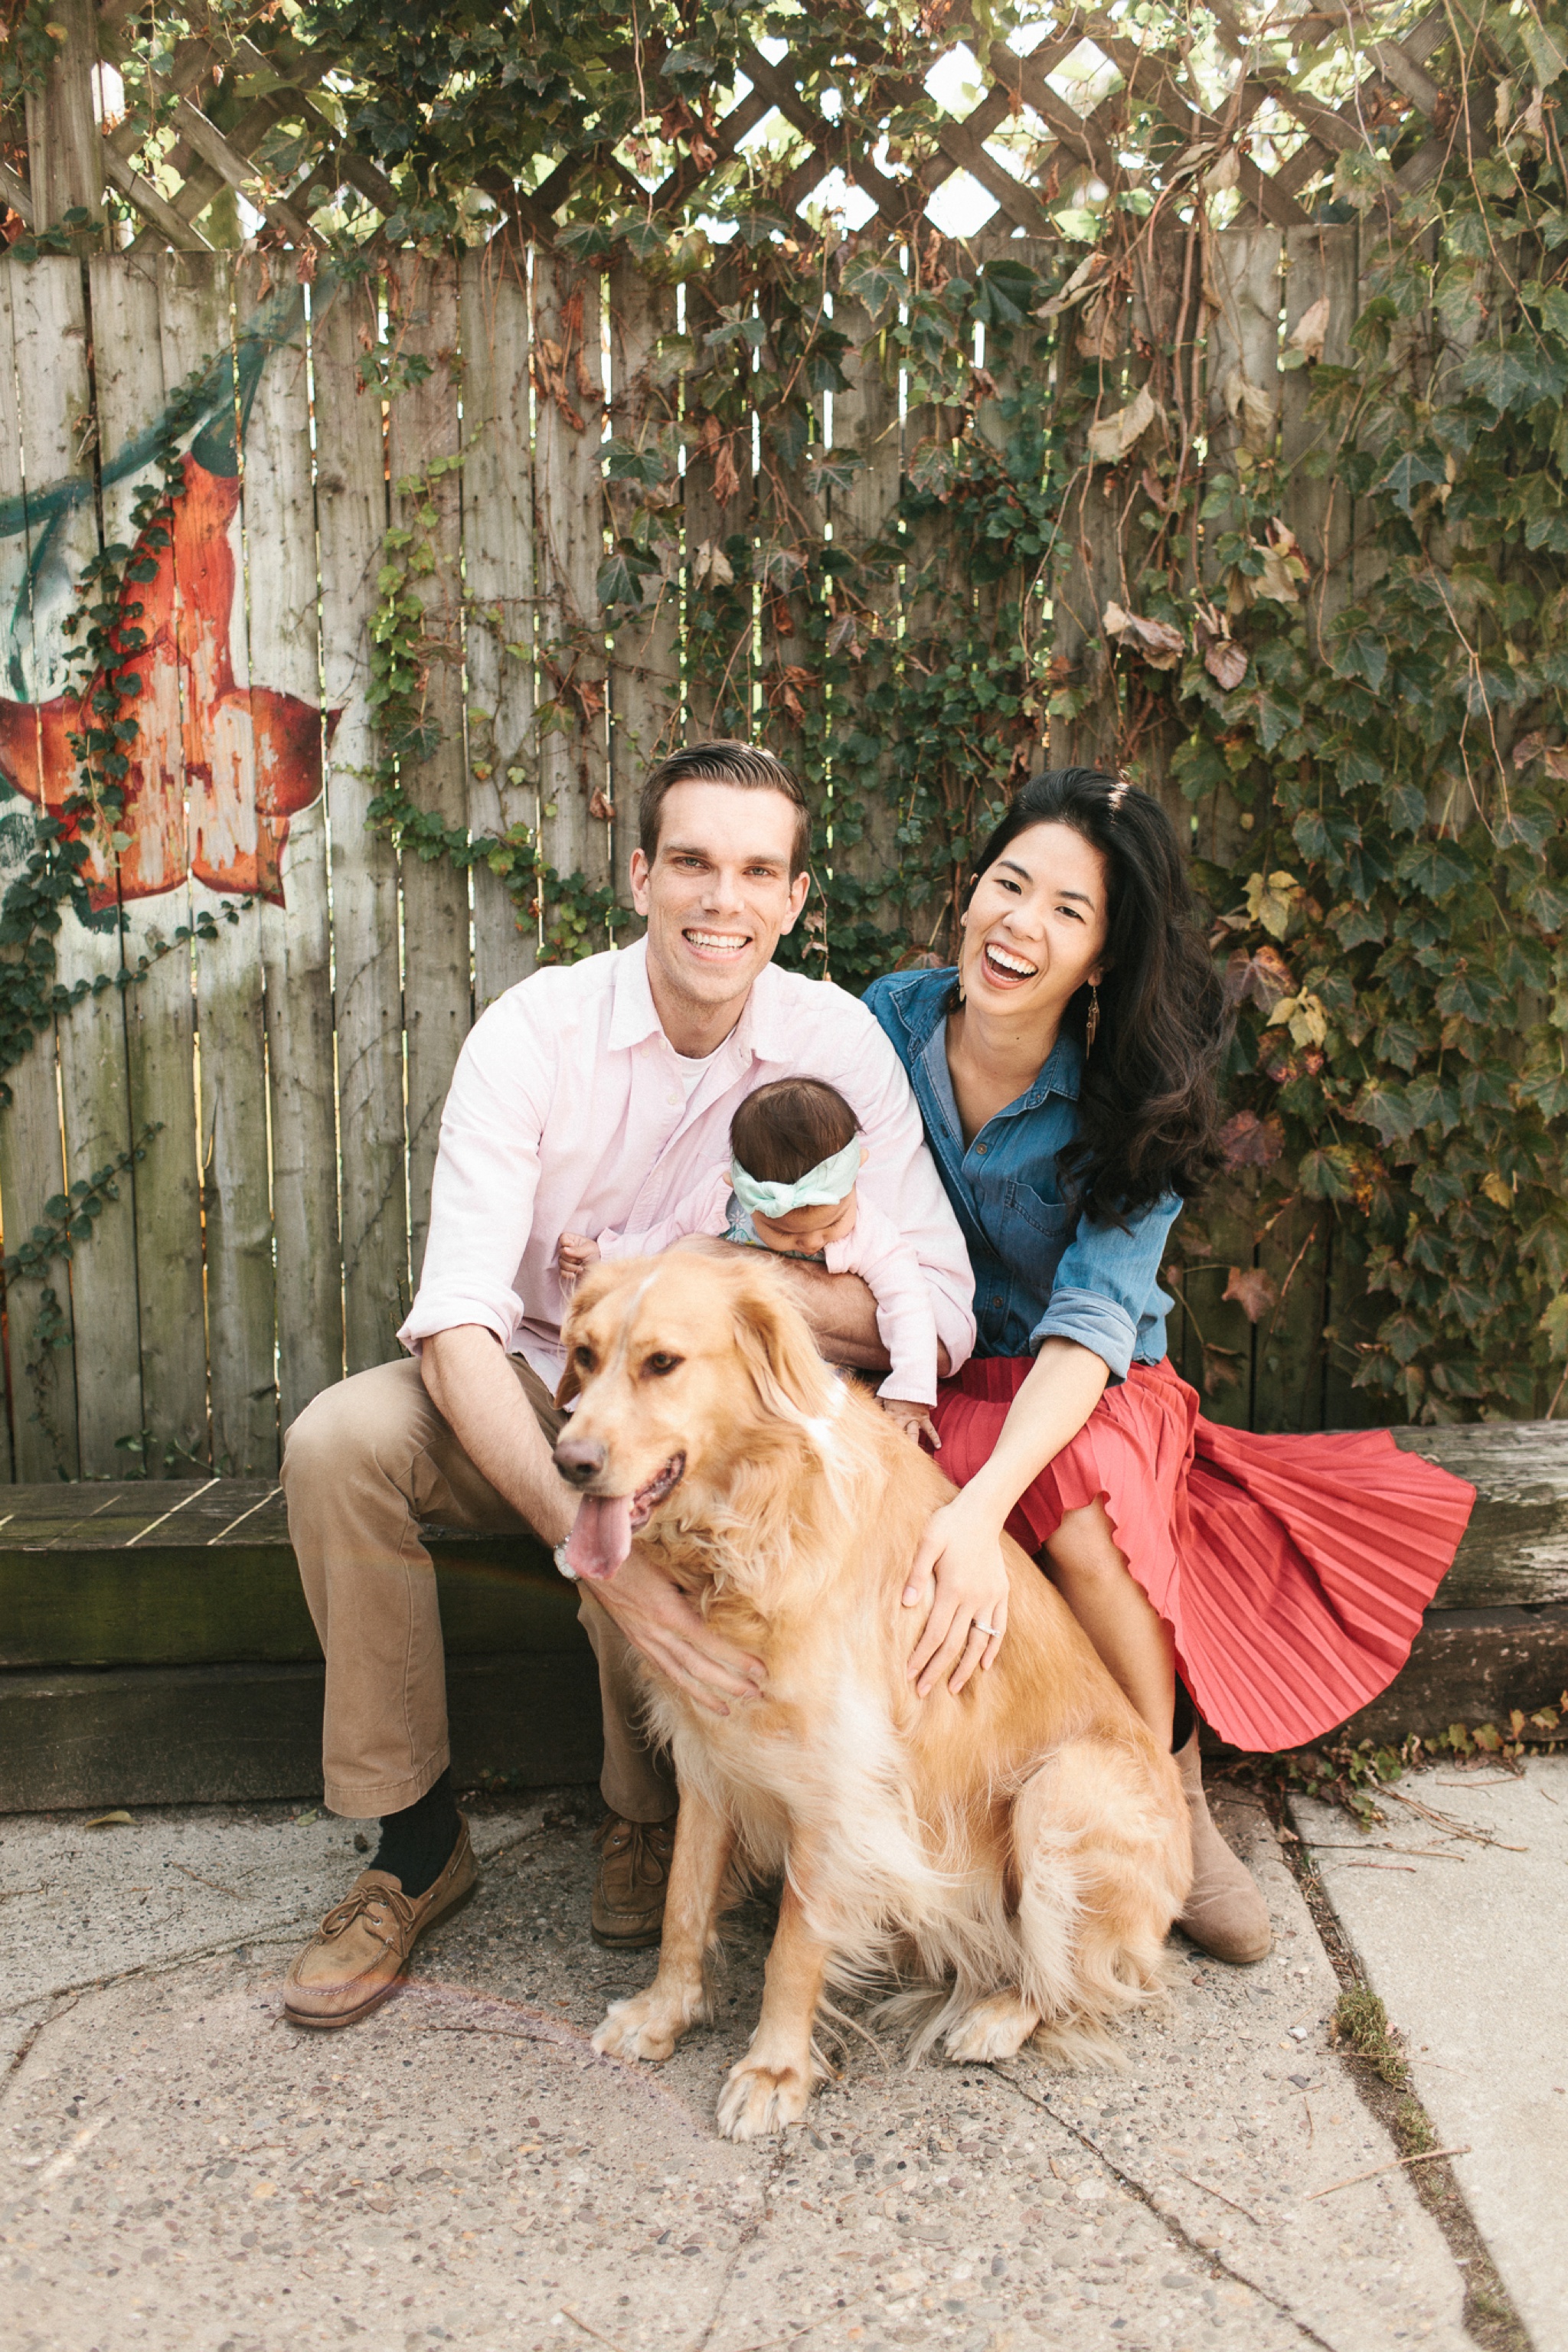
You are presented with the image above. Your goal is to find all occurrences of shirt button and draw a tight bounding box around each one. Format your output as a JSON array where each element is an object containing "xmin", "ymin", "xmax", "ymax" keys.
[
  {"xmin": 976, "ymin": 1143, "xmax": 987, "ymax": 1155},
  {"xmin": 992, "ymin": 1295, "xmax": 1003, "ymax": 1308},
  {"xmin": 667, "ymin": 1093, "xmax": 681, "ymax": 1107}
]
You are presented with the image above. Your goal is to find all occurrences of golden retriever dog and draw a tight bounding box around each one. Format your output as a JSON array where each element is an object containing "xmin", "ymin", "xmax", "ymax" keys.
[{"xmin": 552, "ymin": 1253, "xmax": 1191, "ymax": 2141}]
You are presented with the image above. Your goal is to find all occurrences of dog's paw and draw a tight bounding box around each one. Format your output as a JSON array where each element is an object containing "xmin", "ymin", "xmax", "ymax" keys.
[
  {"xmin": 715, "ymin": 2057, "xmax": 813, "ymax": 2141},
  {"xmin": 591, "ymin": 1988, "xmax": 701, "ymax": 2063},
  {"xmin": 942, "ymin": 1990, "xmax": 1040, "ymax": 2065}
]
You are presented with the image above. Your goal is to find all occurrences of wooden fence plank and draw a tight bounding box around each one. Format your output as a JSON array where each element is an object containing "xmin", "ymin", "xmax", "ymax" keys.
[
  {"xmin": 1282, "ymin": 223, "xmax": 1358, "ymax": 657},
  {"xmin": 0, "ymin": 266, "xmax": 27, "ymax": 1481},
  {"xmin": 0, "ymin": 263, "xmax": 77, "ymax": 1480},
  {"xmin": 1201, "ymin": 226, "xmax": 1282, "ymax": 869},
  {"xmin": 532, "ymin": 250, "xmax": 612, "ymax": 930},
  {"xmin": 826, "ymin": 275, "xmax": 902, "ymax": 952},
  {"xmin": 606, "ymin": 260, "xmax": 681, "ymax": 915},
  {"xmin": 237, "ymin": 259, "xmax": 341, "ymax": 1442},
  {"xmin": 683, "ymin": 254, "xmax": 757, "ymax": 740},
  {"xmin": 312, "ymin": 271, "xmax": 405, "ymax": 1377},
  {"xmin": 459, "ymin": 243, "xmax": 540, "ymax": 1008},
  {"xmin": 385, "ymin": 255, "xmax": 470, "ymax": 1295},
  {"xmin": 15, "ymin": 257, "xmax": 140, "ymax": 1484},
  {"xmin": 88, "ymin": 250, "xmax": 208, "ymax": 1475},
  {"xmin": 158, "ymin": 250, "xmax": 275, "ymax": 1476}
]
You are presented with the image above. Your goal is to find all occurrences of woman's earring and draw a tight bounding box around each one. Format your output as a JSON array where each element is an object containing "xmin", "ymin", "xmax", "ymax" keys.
[{"xmin": 1085, "ymin": 983, "xmax": 1100, "ymax": 1055}]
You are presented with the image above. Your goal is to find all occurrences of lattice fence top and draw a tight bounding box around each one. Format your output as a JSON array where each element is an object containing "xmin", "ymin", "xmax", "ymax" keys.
[{"xmin": 3, "ymin": 1, "xmax": 1491, "ymax": 260}]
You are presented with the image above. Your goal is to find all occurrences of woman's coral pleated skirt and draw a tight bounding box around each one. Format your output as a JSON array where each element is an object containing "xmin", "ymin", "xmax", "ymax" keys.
[{"xmin": 931, "ymin": 1355, "xmax": 1475, "ymax": 1753}]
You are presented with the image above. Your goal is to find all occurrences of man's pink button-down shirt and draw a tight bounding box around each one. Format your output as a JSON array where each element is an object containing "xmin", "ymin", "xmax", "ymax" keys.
[{"xmin": 397, "ymin": 938, "xmax": 977, "ymax": 1391}]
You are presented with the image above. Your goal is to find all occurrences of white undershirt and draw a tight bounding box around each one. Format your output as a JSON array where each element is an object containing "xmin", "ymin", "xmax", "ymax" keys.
[{"xmin": 671, "ymin": 1046, "xmax": 720, "ymax": 1101}]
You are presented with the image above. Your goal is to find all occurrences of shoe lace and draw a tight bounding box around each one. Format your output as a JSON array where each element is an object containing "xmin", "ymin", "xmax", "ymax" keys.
[{"xmin": 318, "ymin": 1879, "xmax": 416, "ymax": 1952}]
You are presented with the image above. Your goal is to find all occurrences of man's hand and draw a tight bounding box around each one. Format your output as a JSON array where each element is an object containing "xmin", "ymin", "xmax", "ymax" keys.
[{"xmin": 589, "ymin": 1549, "xmax": 766, "ymax": 1716}]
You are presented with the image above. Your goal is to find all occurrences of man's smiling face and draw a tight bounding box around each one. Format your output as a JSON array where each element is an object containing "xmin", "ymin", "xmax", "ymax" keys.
[{"xmin": 630, "ymin": 780, "xmax": 810, "ymax": 1043}]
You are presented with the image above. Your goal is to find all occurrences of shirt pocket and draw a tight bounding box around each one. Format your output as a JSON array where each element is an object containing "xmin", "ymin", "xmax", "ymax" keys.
[{"xmin": 1007, "ymin": 1182, "xmax": 1074, "ymax": 1243}]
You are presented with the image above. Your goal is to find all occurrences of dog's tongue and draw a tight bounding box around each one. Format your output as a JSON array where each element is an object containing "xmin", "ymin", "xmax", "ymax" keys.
[{"xmin": 564, "ymin": 1493, "xmax": 634, "ymax": 1580}]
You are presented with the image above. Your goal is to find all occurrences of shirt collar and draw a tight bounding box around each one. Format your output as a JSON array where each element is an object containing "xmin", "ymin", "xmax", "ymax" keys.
[
  {"xmin": 607, "ymin": 936, "xmax": 795, "ymax": 1063},
  {"xmin": 899, "ymin": 966, "xmax": 1083, "ymax": 1107}
]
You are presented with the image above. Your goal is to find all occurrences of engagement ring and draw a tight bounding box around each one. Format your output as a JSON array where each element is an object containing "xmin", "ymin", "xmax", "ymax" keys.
[{"xmin": 974, "ymin": 1619, "xmax": 1001, "ymax": 1638}]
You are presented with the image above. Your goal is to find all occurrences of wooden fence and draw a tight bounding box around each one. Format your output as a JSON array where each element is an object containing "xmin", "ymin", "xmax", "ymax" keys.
[{"xmin": 0, "ymin": 218, "xmax": 1381, "ymax": 1481}]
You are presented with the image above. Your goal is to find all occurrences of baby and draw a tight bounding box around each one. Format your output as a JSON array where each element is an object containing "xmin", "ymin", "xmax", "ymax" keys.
[{"xmin": 559, "ymin": 1077, "xmax": 940, "ymax": 1446}]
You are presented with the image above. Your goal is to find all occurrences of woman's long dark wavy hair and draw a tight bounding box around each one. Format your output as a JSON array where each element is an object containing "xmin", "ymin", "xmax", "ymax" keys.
[{"xmin": 963, "ymin": 768, "xmax": 1223, "ymax": 1221}]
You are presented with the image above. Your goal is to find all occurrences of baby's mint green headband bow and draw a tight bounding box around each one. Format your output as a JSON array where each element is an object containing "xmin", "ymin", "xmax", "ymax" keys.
[{"xmin": 730, "ymin": 1134, "xmax": 861, "ymax": 1222}]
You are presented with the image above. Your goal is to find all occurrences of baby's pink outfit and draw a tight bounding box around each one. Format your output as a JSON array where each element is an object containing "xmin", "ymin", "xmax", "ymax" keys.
[{"xmin": 597, "ymin": 1175, "xmax": 938, "ymax": 1406}]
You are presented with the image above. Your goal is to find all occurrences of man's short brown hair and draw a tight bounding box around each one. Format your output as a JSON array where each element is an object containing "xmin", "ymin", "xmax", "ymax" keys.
[{"xmin": 638, "ymin": 740, "xmax": 811, "ymax": 880}]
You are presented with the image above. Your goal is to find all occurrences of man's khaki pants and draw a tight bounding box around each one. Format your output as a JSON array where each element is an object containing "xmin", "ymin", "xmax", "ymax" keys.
[{"xmin": 281, "ymin": 1354, "xmax": 678, "ymax": 1824}]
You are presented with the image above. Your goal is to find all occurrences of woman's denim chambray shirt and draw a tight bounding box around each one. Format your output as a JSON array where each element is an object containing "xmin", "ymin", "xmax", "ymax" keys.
[{"xmin": 863, "ymin": 965, "xmax": 1181, "ymax": 1381}]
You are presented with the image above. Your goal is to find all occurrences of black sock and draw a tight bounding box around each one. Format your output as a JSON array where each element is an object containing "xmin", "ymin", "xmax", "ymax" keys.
[
  {"xmin": 372, "ymin": 1769, "xmax": 460, "ymax": 1898},
  {"xmin": 1171, "ymin": 1681, "xmax": 1196, "ymax": 1754}
]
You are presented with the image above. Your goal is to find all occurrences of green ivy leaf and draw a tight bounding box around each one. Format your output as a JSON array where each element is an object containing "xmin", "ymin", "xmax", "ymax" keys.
[
  {"xmin": 840, "ymin": 249, "xmax": 906, "ymax": 324},
  {"xmin": 1396, "ymin": 839, "xmax": 1473, "ymax": 900},
  {"xmin": 1351, "ymin": 1080, "xmax": 1416, "ymax": 1144},
  {"xmin": 1459, "ymin": 343, "xmax": 1546, "ymax": 416}
]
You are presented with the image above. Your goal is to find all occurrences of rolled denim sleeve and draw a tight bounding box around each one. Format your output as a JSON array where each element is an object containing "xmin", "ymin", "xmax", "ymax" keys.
[{"xmin": 1031, "ymin": 1190, "xmax": 1183, "ymax": 1381}]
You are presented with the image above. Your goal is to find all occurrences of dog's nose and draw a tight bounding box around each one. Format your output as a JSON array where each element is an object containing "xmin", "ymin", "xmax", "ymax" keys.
[{"xmin": 554, "ymin": 1436, "xmax": 606, "ymax": 1488}]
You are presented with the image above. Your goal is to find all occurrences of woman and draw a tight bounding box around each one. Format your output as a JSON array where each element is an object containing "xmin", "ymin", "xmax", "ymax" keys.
[{"xmin": 864, "ymin": 768, "xmax": 1475, "ymax": 1963}]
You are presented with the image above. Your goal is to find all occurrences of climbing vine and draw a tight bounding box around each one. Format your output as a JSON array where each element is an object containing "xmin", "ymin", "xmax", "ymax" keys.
[{"xmin": 364, "ymin": 454, "xmax": 635, "ymax": 963}]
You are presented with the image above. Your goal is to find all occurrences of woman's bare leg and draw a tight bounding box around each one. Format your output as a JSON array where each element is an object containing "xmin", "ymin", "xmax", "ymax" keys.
[{"xmin": 1043, "ymin": 1499, "xmax": 1175, "ymax": 1745}]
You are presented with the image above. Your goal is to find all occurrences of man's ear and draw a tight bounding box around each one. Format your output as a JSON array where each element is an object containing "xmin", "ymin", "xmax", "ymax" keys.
[
  {"xmin": 733, "ymin": 1269, "xmax": 832, "ymax": 1422},
  {"xmin": 629, "ymin": 844, "xmax": 652, "ymax": 917},
  {"xmin": 778, "ymin": 868, "xmax": 812, "ymax": 935}
]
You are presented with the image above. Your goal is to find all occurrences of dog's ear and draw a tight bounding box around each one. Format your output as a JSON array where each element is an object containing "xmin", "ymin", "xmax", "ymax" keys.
[
  {"xmin": 733, "ymin": 1269, "xmax": 833, "ymax": 1423},
  {"xmin": 554, "ymin": 1357, "xmax": 582, "ymax": 1412}
]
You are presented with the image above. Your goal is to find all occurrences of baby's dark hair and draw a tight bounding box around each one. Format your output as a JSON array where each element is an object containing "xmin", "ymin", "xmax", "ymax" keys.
[{"xmin": 730, "ymin": 1079, "xmax": 859, "ymax": 1185}]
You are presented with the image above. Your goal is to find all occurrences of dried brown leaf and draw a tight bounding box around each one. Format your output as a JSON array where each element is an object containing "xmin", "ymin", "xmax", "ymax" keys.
[
  {"xmin": 1289, "ymin": 293, "xmax": 1331, "ymax": 365},
  {"xmin": 1223, "ymin": 1266, "xmax": 1279, "ymax": 1324},
  {"xmin": 1218, "ymin": 1109, "xmax": 1285, "ymax": 1168},
  {"xmin": 1102, "ymin": 599, "xmax": 1184, "ymax": 670}
]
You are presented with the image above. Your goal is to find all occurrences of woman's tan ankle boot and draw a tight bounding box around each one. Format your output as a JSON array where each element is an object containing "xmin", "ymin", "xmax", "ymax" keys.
[{"xmin": 1173, "ymin": 1731, "xmax": 1272, "ymax": 1964}]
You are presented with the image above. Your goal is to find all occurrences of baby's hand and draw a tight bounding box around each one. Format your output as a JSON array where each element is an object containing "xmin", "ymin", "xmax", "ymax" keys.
[
  {"xmin": 559, "ymin": 1230, "xmax": 600, "ymax": 1285},
  {"xmin": 880, "ymin": 1398, "xmax": 941, "ymax": 1450}
]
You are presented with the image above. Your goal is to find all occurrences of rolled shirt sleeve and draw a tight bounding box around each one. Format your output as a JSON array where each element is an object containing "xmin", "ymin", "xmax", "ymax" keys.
[
  {"xmin": 1031, "ymin": 1191, "xmax": 1183, "ymax": 1382},
  {"xmin": 397, "ymin": 995, "xmax": 554, "ymax": 1355}
]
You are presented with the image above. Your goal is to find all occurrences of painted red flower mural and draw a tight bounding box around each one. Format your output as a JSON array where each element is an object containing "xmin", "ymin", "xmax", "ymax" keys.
[{"xmin": 0, "ymin": 448, "xmax": 336, "ymax": 910}]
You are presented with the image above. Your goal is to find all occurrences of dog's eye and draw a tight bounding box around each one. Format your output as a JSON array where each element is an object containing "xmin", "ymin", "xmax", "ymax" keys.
[
  {"xmin": 573, "ymin": 1345, "xmax": 595, "ymax": 1370},
  {"xmin": 643, "ymin": 1352, "xmax": 682, "ymax": 1378}
]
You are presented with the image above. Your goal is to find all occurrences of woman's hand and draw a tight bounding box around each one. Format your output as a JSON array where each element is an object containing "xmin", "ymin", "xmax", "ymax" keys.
[{"xmin": 902, "ymin": 1490, "xmax": 1011, "ymax": 1697}]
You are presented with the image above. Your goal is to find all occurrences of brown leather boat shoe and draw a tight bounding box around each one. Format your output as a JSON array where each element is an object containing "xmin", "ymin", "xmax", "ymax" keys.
[
  {"xmin": 283, "ymin": 1818, "xmax": 477, "ymax": 2027},
  {"xmin": 590, "ymin": 1811, "xmax": 676, "ymax": 1949}
]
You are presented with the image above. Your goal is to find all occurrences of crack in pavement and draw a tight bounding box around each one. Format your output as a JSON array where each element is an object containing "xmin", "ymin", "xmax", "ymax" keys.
[
  {"xmin": 995, "ymin": 2063, "xmax": 1344, "ymax": 2352},
  {"xmin": 689, "ymin": 2135, "xmax": 792, "ymax": 2352},
  {"xmin": 0, "ymin": 1917, "xmax": 311, "ymax": 2021}
]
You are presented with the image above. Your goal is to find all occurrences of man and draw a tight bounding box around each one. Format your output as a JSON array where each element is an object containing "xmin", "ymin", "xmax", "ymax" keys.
[{"xmin": 279, "ymin": 740, "xmax": 975, "ymax": 2027}]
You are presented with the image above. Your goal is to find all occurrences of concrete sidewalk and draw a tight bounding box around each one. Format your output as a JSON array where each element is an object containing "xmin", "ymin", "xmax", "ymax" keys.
[
  {"xmin": 2, "ymin": 1788, "xmax": 1478, "ymax": 2352},
  {"xmin": 1295, "ymin": 1754, "xmax": 1568, "ymax": 2352}
]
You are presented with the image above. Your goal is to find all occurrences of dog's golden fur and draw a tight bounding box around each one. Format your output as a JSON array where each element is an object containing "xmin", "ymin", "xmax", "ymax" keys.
[{"xmin": 559, "ymin": 1252, "xmax": 1192, "ymax": 2140}]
